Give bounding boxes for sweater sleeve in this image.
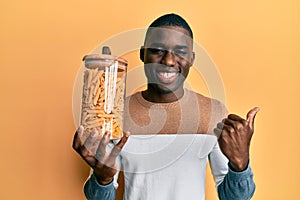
[84,173,116,200]
[209,143,256,200]
[217,163,256,200]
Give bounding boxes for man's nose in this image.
[162,51,176,66]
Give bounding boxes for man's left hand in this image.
[214,107,260,171]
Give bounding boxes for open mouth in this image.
[157,71,178,84]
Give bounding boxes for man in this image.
[73,13,258,200]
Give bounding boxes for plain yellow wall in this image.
[1,0,299,199]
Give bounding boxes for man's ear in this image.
[190,51,195,66]
[140,46,145,62]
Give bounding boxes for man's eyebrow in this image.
[175,45,188,49]
[148,42,165,47]
[147,43,188,49]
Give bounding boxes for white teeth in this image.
[159,72,176,78]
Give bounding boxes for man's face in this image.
[141,26,195,94]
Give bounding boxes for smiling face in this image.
[141,26,195,96]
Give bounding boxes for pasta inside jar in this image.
[81,53,127,140]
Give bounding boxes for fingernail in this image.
[91,130,99,137]
[79,125,84,129]
[78,126,84,135]
[104,132,110,139]
[124,131,130,137]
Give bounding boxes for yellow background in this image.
[1,0,299,199]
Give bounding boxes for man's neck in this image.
[141,86,184,103]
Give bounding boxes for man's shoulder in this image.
[186,89,226,109]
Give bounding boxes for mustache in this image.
[144,63,182,73]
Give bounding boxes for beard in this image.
[146,74,186,94]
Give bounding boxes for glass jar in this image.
[80,51,127,140]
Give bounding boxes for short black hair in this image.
[145,13,193,40]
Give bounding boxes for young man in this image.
[73,13,258,200]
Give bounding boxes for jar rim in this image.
[82,54,128,66]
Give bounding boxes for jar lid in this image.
[83,54,128,71]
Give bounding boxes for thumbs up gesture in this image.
[214,107,260,171]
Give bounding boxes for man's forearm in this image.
[84,173,116,200]
[217,163,256,200]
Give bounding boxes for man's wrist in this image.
[97,178,113,185]
[226,161,253,182]
[93,173,114,185]
[229,160,249,172]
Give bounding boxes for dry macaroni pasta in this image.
[81,62,125,140]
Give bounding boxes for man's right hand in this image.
[72,126,130,185]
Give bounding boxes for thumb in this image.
[246,107,260,128]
